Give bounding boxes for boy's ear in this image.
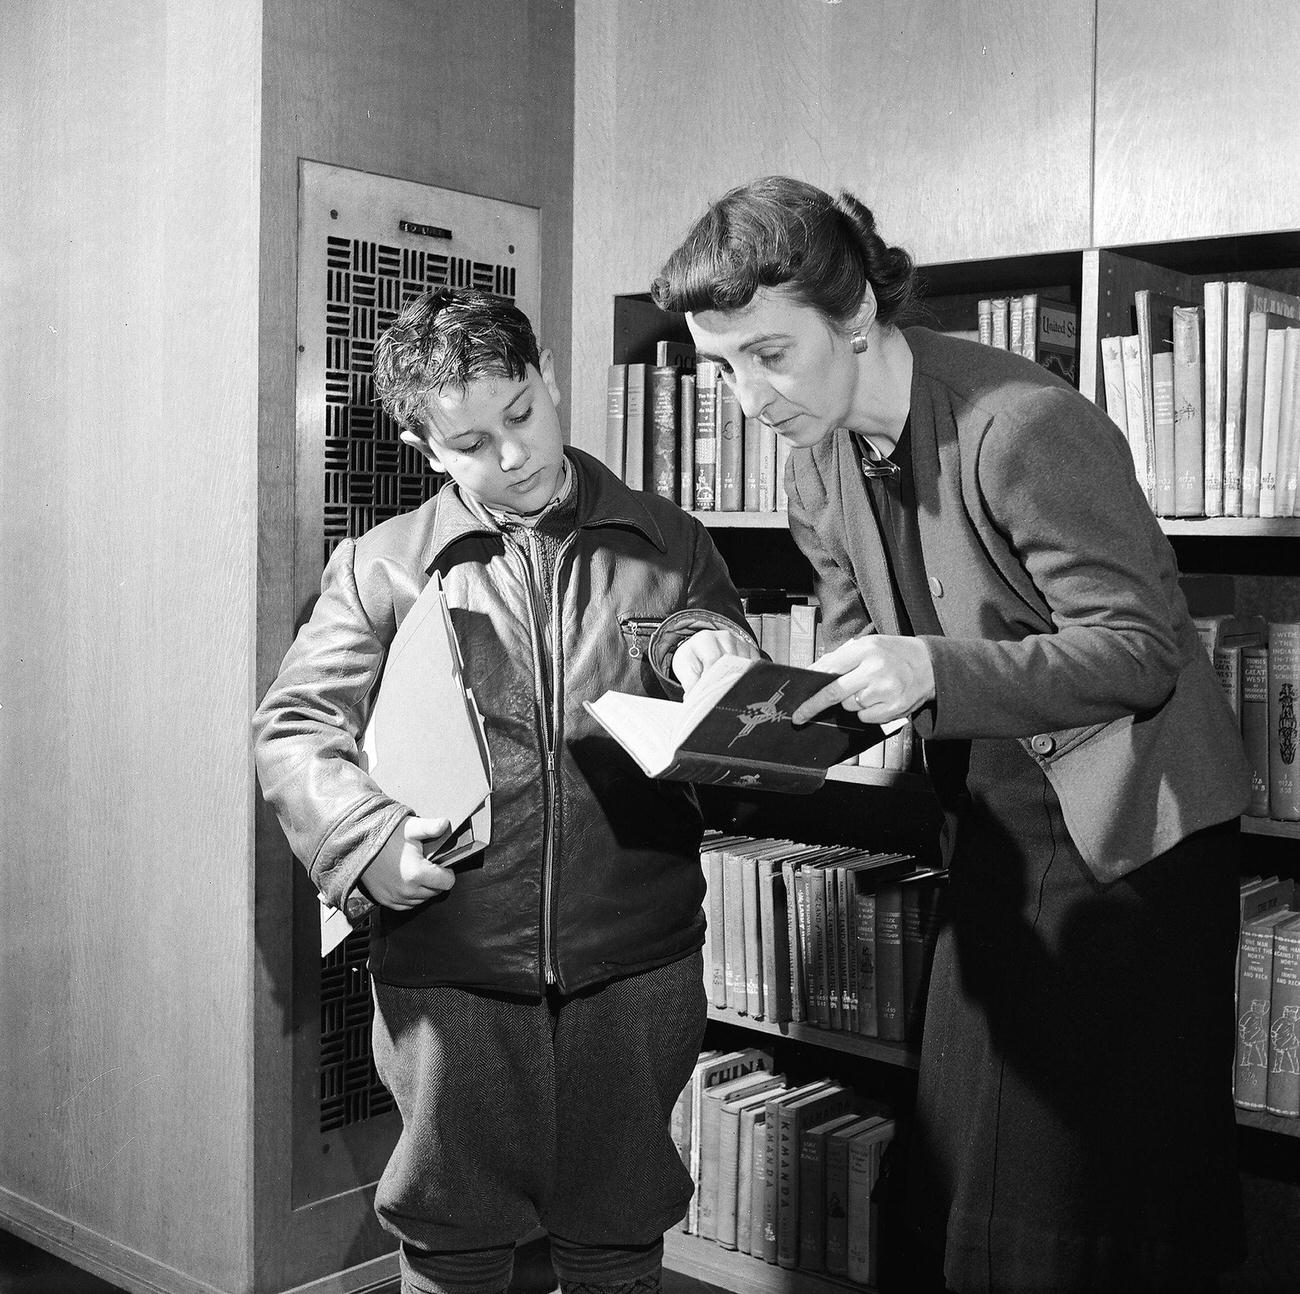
[400,425,446,473]
[538,349,562,409]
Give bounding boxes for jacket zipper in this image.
[510,529,579,991]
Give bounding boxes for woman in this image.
[652,176,1250,1293]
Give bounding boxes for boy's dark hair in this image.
[651,175,919,329]
[373,287,541,433]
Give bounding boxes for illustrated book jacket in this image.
[584,653,892,793]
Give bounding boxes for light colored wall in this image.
[1094,0,1300,246]
[0,3,262,1292]
[570,0,1096,456]
[254,2,575,1287]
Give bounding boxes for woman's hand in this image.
[672,627,762,691]
[791,635,935,725]
[359,815,457,910]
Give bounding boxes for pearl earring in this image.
[851,332,869,354]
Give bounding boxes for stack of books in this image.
[672,1045,897,1285]
[1099,279,1300,518]
[1198,615,1300,822]
[699,833,946,1045]
[976,293,1080,387]
[1235,875,1300,1119]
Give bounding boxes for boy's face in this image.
[402,351,566,515]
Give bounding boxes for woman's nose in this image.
[725,368,771,420]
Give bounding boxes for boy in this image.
[253,287,757,1294]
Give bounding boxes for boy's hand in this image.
[672,627,762,691]
[359,815,457,910]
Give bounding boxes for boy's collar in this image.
[473,456,574,529]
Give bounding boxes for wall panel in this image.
[1095,0,1300,247]
[571,0,1094,456]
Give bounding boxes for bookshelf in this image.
[611,229,1300,1291]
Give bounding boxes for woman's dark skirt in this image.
[907,738,1245,1294]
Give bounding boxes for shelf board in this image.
[1159,518,1300,537]
[1241,817,1300,840]
[824,765,932,793]
[664,1229,875,1294]
[1236,1108,1300,1137]
[706,1006,920,1071]
[692,510,790,528]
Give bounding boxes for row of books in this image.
[744,597,914,772]
[1099,278,1300,518]
[1236,876,1300,1118]
[1199,615,1300,821]
[975,293,1080,387]
[701,833,945,1043]
[673,1045,896,1285]
[605,342,789,512]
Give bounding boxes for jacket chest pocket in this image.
[618,616,664,661]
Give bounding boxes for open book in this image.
[322,572,492,954]
[584,654,897,793]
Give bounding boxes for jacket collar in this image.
[421,447,668,570]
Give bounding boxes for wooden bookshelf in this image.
[1241,818,1300,841]
[664,1230,876,1294]
[1236,1109,1300,1138]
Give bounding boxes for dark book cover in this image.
[586,655,887,793]
[648,363,679,502]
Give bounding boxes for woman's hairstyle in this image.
[651,176,918,329]
[373,287,541,433]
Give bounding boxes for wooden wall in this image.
[0,3,263,1292]
[570,0,1096,455]
[1094,0,1300,247]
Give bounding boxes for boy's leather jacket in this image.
[253,449,751,994]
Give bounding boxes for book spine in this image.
[1151,350,1176,515]
[623,362,647,490]
[735,1112,755,1253]
[977,298,993,347]
[1259,330,1287,517]
[717,383,744,511]
[693,360,719,510]
[835,865,854,1033]
[1279,330,1300,516]
[853,885,879,1036]
[741,854,764,1019]
[696,1092,724,1240]
[723,852,748,1013]
[1204,281,1227,515]
[990,298,1009,349]
[810,866,831,1028]
[1171,306,1204,516]
[1268,622,1300,821]
[1242,645,1271,817]
[1241,311,1270,516]
[824,1134,852,1276]
[758,422,778,511]
[784,860,807,1023]
[662,751,829,793]
[1119,334,1151,501]
[1020,293,1039,360]
[1133,290,1159,508]
[742,414,763,511]
[1223,281,1249,515]
[648,364,679,502]
[798,1129,828,1272]
[1213,644,1243,724]
[678,373,696,510]
[1265,921,1300,1118]
[846,1134,886,1286]
[744,1112,767,1255]
[875,885,906,1041]
[706,849,728,1008]
[1008,295,1024,357]
[759,865,793,1023]
[604,363,627,478]
[1100,335,1128,435]
[715,1106,744,1249]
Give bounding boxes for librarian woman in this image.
[652,174,1251,1294]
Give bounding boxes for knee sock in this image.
[548,1235,663,1294]
[399,1242,514,1294]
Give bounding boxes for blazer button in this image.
[1030,734,1055,756]
[928,576,944,598]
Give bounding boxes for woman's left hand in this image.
[791,635,935,725]
[673,627,762,691]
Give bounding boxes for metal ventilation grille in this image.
[297,163,539,1137]
[319,923,394,1132]
[321,235,521,565]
